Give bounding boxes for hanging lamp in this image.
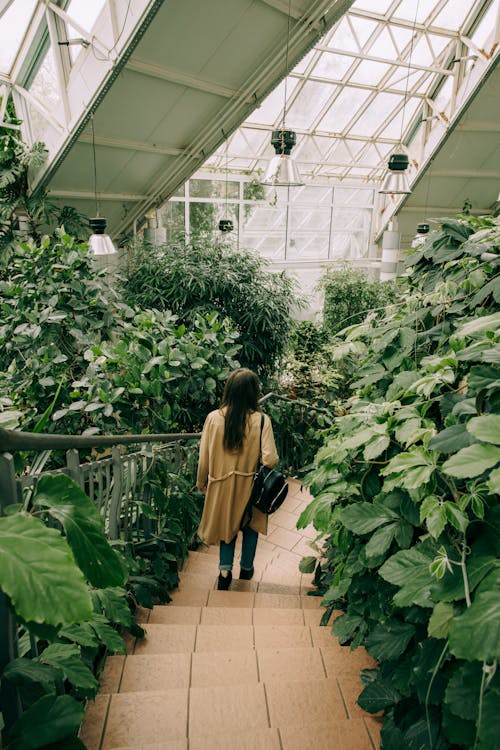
[379,3,420,196]
[88,115,117,256]
[262,0,303,187]
[219,134,234,232]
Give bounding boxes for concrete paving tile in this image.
[266,527,303,551]
[302,607,327,625]
[101,690,188,749]
[98,655,125,694]
[195,624,254,652]
[168,588,209,606]
[279,718,373,750]
[109,742,187,750]
[189,727,280,750]
[254,592,301,609]
[257,647,326,682]
[337,676,370,718]
[178,571,217,589]
[207,590,255,608]
[254,625,312,649]
[191,650,258,687]
[252,607,304,626]
[291,537,318,558]
[301,595,323,609]
[310,625,337,648]
[265,677,347,726]
[257,581,301,596]
[149,605,201,625]
[133,624,196,654]
[120,653,191,691]
[200,606,252,625]
[78,694,110,750]
[272,508,300,531]
[189,683,268,737]
[321,645,377,677]
[230,578,259,592]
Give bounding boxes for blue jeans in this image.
[219,525,258,572]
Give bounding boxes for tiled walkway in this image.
[80,479,381,750]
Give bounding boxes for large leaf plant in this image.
[300,215,500,750]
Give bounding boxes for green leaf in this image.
[444,501,469,532]
[299,556,317,574]
[488,466,500,494]
[432,554,496,602]
[341,502,399,534]
[89,614,126,653]
[428,424,476,453]
[363,434,390,460]
[58,622,100,649]
[381,447,437,490]
[449,591,500,661]
[90,587,132,627]
[365,523,397,559]
[38,644,98,692]
[5,695,84,749]
[477,690,500,750]
[332,613,363,644]
[428,602,454,639]
[454,312,500,338]
[444,661,482,721]
[442,443,500,478]
[34,475,126,588]
[379,548,434,607]
[365,620,415,660]
[3,659,59,695]
[0,515,92,627]
[467,414,500,445]
[357,677,401,713]
[420,495,447,538]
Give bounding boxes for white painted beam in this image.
[78,132,200,158]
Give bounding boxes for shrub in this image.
[300,216,500,749]
[120,235,298,377]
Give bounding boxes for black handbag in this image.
[246,415,288,517]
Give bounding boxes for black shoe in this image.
[239,566,254,580]
[217,571,232,590]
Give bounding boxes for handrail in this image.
[0,428,201,452]
[259,392,334,417]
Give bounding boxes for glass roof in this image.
[204,0,497,184]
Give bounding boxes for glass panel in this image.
[246,78,298,125]
[349,60,391,85]
[332,208,372,231]
[286,80,337,129]
[190,178,238,199]
[66,0,107,63]
[349,16,378,48]
[291,207,330,232]
[293,48,315,75]
[0,0,37,73]
[243,178,266,201]
[161,201,185,239]
[313,51,354,80]
[331,232,369,259]
[393,0,437,23]
[433,0,473,30]
[471,1,497,48]
[319,87,371,132]
[242,234,285,260]
[352,0,394,13]
[433,75,454,112]
[172,184,185,197]
[329,17,358,52]
[350,92,402,136]
[288,234,329,259]
[27,45,61,139]
[368,28,400,59]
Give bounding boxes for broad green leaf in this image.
[332,613,363,644]
[299,556,316,574]
[444,502,469,532]
[467,414,500,445]
[90,614,126,653]
[90,587,133,627]
[58,622,100,649]
[428,602,454,639]
[444,661,481,721]
[363,434,390,460]
[477,690,500,750]
[488,466,500,494]
[428,424,476,453]
[341,502,399,534]
[394,520,413,549]
[5,694,84,749]
[420,495,447,538]
[454,312,500,338]
[381,447,437,490]
[442,707,476,749]
[0,515,92,626]
[357,678,401,713]
[3,658,59,695]
[432,554,496,602]
[365,620,415,660]
[442,443,500,478]
[365,522,397,559]
[449,591,500,661]
[34,475,126,588]
[38,644,98,691]
[379,548,434,607]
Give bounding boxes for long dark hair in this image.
[221,368,260,451]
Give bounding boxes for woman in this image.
[196,368,279,590]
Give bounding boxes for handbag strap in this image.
[255,413,264,473]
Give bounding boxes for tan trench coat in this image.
[196,408,279,545]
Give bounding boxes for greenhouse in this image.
[0,0,499,748]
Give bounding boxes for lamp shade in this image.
[89,217,117,256]
[379,153,411,195]
[262,129,304,186]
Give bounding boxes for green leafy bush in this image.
[300,216,500,749]
[0,231,240,435]
[120,236,298,376]
[321,264,398,337]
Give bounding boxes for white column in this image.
[380,219,400,282]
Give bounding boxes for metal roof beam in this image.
[314,44,455,75]
[78,133,200,158]
[126,57,254,102]
[48,189,149,201]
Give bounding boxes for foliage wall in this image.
[300,216,500,750]
[120,236,297,378]
[0,232,240,436]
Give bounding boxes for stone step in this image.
[146,603,324,626]
[168,586,323,608]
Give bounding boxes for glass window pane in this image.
[27,46,61,140]
[350,92,402,137]
[471,1,497,48]
[432,0,473,29]
[0,0,37,73]
[286,80,337,129]
[66,0,107,63]
[319,87,371,132]
[313,51,354,80]
[190,178,238,199]
[161,201,185,239]
[189,202,217,234]
[352,0,394,13]
[349,60,391,85]
[393,0,437,23]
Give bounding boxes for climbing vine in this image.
[300,216,500,749]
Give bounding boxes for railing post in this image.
[0,453,23,733]
[108,446,123,541]
[66,448,84,488]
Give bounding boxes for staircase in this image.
[79,480,381,750]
